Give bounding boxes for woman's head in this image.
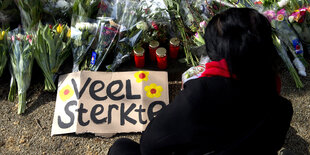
[204,8,278,86]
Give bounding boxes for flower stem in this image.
[18,92,26,114]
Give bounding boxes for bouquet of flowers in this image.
[14,0,43,30]
[71,16,99,72]
[0,29,9,77]
[86,18,118,71]
[272,33,304,88]
[164,0,200,66]
[106,0,145,71]
[264,8,307,77]
[138,0,171,45]
[34,23,71,92]
[8,29,34,114]
[288,7,310,55]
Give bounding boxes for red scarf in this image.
[199,59,281,94]
[199,59,236,78]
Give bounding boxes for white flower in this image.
[75,22,98,32]
[56,0,70,8]
[136,21,148,31]
[288,16,295,23]
[278,0,289,8]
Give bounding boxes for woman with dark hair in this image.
[108,8,293,155]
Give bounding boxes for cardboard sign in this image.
[51,71,169,136]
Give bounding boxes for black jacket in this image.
[140,76,293,155]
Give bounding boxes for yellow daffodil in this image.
[56,24,64,34]
[144,83,163,98]
[67,28,71,38]
[59,85,74,102]
[0,31,5,41]
[134,71,149,83]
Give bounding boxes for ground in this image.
[0,60,310,155]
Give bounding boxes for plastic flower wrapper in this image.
[41,0,73,24]
[87,18,118,71]
[164,0,200,66]
[14,0,43,30]
[272,33,304,88]
[268,9,308,76]
[0,29,9,77]
[8,29,34,114]
[106,0,144,71]
[137,0,171,44]
[71,15,99,72]
[288,8,310,55]
[181,55,210,86]
[34,23,71,92]
[72,0,100,19]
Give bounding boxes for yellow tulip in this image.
[0,31,5,40]
[56,24,63,34]
[67,28,71,38]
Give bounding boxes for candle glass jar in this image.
[169,37,180,59]
[149,40,159,62]
[156,47,167,69]
[134,47,145,68]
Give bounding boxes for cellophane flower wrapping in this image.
[41,0,73,25]
[138,0,171,44]
[34,23,71,92]
[14,0,43,30]
[87,18,118,71]
[0,29,9,77]
[8,28,34,114]
[270,9,307,76]
[72,0,100,19]
[71,15,99,72]
[106,0,144,71]
[289,8,310,55]
[272,33,304,88]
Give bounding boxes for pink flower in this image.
[11,36,15,41]
[277,9,286,16]
[264,10,276,22]
[29,38,33,44]
[199,21,207,28]
[276,9,286,21]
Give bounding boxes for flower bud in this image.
[57,24,63,34]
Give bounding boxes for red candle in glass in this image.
[169,37,180,59]
[134,47,145,68]
[156,47,167,69]
[149,40,159,62]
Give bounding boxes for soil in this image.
[0,60,310,155]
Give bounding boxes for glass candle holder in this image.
[169,37,180,59]
[156,47,167,69]
[149,40,159,62]
[134,47,145,68]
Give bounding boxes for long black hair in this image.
[204,8,279,91]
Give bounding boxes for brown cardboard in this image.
[51,71,169,136]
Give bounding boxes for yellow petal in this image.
[59,85,74,102]
[144,85,151,91]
